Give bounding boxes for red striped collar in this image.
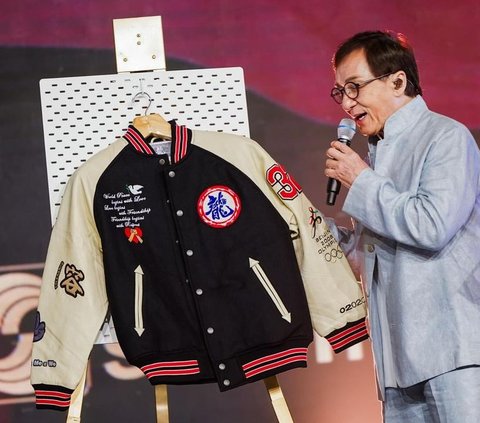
[122,120,192,164]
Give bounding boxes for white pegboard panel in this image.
[40,67,250,225]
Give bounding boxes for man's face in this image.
[334,49,399,137]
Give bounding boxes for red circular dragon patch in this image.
[197,185,241,228]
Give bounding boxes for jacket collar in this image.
[383,95,428,140]
[368,96,428,145]
[122,120,193,163]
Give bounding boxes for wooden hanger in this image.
[133,114,172,140]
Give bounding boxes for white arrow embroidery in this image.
[134,265,145,336]
[249,258,291,323]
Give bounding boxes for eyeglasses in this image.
[330,72,393,104]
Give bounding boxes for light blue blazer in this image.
[336,96,480,397]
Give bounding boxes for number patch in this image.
[266,164,302,200]
[339,297,365,314]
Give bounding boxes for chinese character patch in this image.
[59,263,85,298]
[197,185,241,228]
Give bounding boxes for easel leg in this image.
[66,366,88,423]
[264,376,294,423]
[155,384,169,423]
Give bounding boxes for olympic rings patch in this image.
[197,185,241,228]
[324,248,344,263]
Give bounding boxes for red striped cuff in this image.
[325,318,369,353]
[33,385,73,411]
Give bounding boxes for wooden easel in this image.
[67,369,293,423]
[62,15,294,423]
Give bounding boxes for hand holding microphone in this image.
[326,118,356,205]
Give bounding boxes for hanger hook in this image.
[132,78,153,116]
[143,93,152,116]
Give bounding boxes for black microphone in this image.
[326,118,356,206]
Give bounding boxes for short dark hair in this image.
[332,30,422,97]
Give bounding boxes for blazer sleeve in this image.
[344,124,479,251]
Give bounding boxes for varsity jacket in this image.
[31,121,368,411]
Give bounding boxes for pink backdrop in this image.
[1,0,479,128]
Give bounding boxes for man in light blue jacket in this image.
[325,30,480,422]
